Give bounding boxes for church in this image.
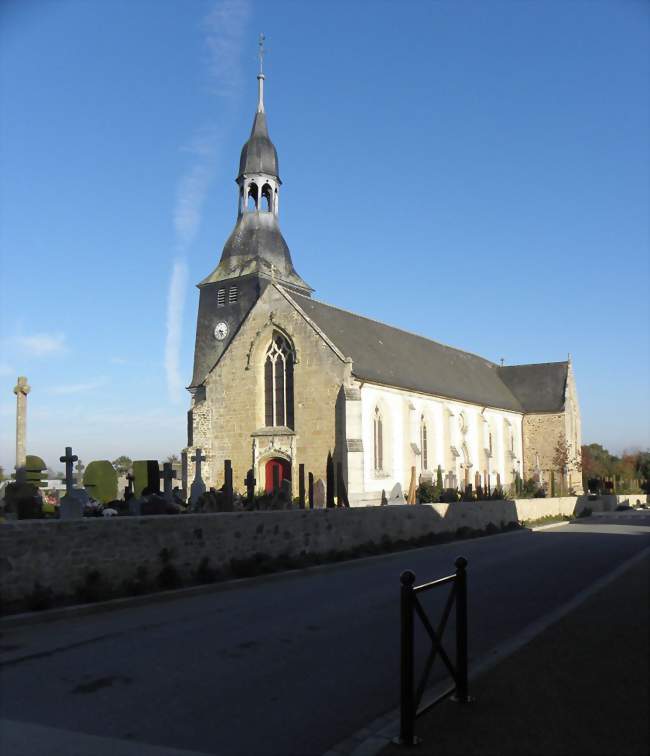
[184,67,582,504]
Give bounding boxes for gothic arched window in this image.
[420,415,428,471]
[373,406,383,472]
[264,333,294,428]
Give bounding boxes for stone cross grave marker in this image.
[60,446,78,496]
[59,446,84,519]
[160,462,177,502]
[126,470,135,497]
[244,469,256,504]
[190,448,207,508]
[314,478,326,509]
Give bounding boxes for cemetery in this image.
[1,435,646,614]
[1,379,647,616]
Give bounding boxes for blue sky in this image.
[0,0,648,471]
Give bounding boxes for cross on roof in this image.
[258,32,265,74]
[59,446,78,494]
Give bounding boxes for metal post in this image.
[298,464,305,509]
[453,556,470,703]
[398,570,417,745]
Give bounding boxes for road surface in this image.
[1,512,649,756]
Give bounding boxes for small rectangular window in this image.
[217,289,225,307]
[229,286,238,304]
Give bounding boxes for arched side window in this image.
[373,406,383,472]
[420,415,428,471]
[264,333,294,428]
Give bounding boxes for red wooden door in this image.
[264,458,291,493]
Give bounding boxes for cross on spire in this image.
[258,32,265,74]
[257,33,266,113]
[60,446,78,495]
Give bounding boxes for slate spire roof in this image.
[199,67,312,295]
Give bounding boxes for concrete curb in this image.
[0,518,577,629]
[323,544,650,756]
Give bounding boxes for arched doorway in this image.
[264,458,291,493]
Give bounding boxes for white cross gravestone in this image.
[190,448,207,508]
[314,478,326,509]
[59,446,84,520]
[160,462,177,503]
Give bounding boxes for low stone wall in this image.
[0,494,645,608]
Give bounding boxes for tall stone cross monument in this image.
[13,376,31,470]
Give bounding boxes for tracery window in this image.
[373,406,383,472]
[264,333,294,428]
[420,415,428,471]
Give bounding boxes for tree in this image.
[112,455,133,475]
[166,454,181,465]
[553,434,581,495]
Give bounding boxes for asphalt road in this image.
[1,514,649,756]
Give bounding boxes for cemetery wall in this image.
[1,494,641,608]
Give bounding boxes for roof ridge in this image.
[290,291,501,367]
[499,361,569,369]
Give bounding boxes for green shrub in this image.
[83,460,118,503]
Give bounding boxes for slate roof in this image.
[288,291,568,414]
[238,111,279,180]
[498,363,568,412]
[199,212,312,293]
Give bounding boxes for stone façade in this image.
[187,284,350,492]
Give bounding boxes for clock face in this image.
[213,321,229,341]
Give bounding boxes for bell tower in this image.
[189,37,312,392]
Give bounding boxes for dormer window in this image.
[217,289,225,307]
[229,286,238,304]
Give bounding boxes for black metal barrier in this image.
[396,557,471,746]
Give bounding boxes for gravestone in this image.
[388,482,404,505]
[132,460,160,497]
[244,469,256,505]
[279,479,292,509]
[59,446,84,520]
[160,463,177,503]
[314,478,326,509]
[190,449,207,508]
[326,453,335,508]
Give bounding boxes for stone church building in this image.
[185,70,582,503]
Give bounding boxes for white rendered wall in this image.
[359,382,523,499]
